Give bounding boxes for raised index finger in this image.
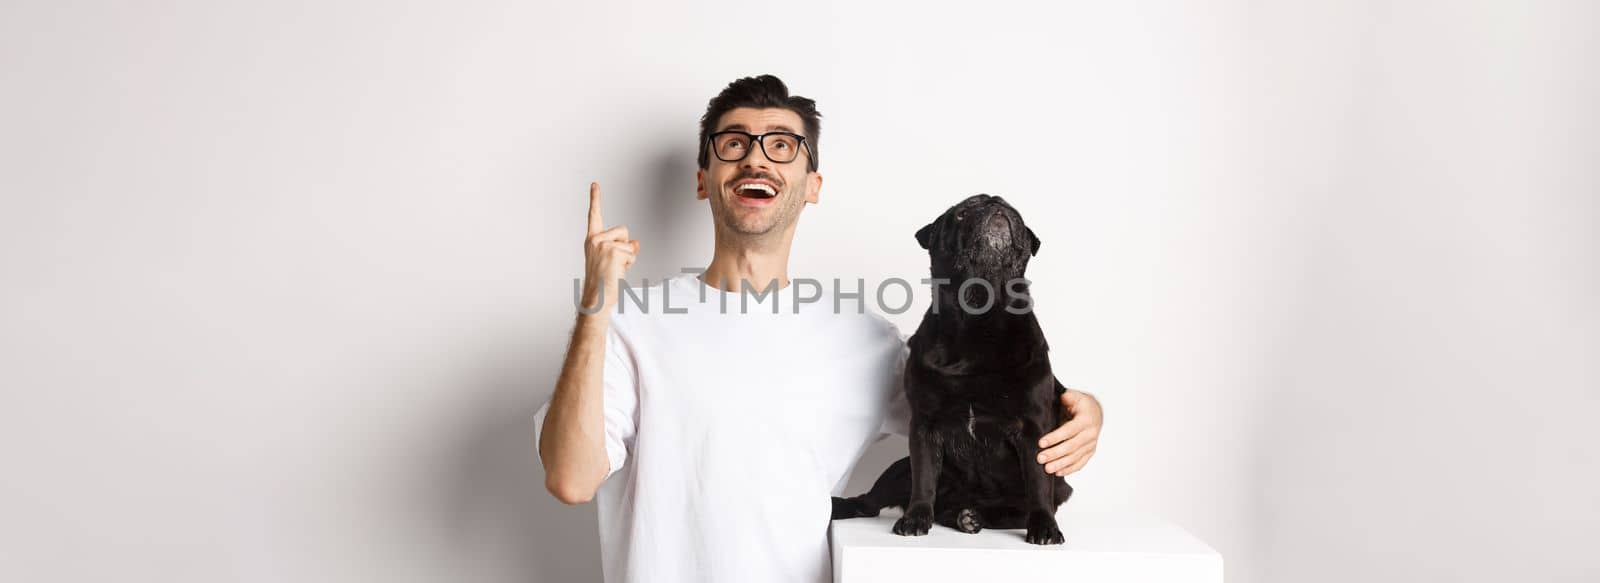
[587,182,604,235]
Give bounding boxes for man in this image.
[535,75,1104,583]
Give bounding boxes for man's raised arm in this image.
[539,182,639,504]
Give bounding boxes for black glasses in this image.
[706,130,815,170]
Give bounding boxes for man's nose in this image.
[740,146,775,170]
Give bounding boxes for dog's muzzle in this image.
[980,212,1012,249]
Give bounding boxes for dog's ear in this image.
[915,220,938,250]
[1026,227,1041,256]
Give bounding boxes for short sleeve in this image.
[877,331,912,438]
[534,323,640,480]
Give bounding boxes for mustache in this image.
[726,170,783,190]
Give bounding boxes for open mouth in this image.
[733,181,778,199]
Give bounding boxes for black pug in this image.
[832,194,1072,545]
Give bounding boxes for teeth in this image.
[738,183,776,196]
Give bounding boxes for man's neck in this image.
[701,231,795,293]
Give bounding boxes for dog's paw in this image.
[892,505,933,536]
[955,508,982,534]
[1024,512,1065,545]
[830,497,880,520]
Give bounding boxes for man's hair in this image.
[698,75,821,172]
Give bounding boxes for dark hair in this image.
[698,75,822,172]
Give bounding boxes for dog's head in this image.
[915,194,1040,280]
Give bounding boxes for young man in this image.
[536,75,1104,582]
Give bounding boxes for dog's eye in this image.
[955,212,964,221]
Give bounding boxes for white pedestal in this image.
[830,508,1222,583]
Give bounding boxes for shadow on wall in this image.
[631,142,704,282]
[424,143,700,581]
[431,346,604,582]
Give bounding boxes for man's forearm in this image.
[540,312,613,504]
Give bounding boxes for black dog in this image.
[832,194,1072,545]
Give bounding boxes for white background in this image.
[2,1,1596,581]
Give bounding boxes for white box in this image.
[830,509,1223,583]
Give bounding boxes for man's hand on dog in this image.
[1037,389,1102,476]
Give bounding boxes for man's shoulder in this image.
[825,309,909,352]
[863,310,907,340]
[602,274,695,324]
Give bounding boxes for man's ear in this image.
[804,172,822,204]
[915,220,937,249]
[696,169,708,200]
[1026,227,1041,256]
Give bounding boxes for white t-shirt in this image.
[534,273,911,583]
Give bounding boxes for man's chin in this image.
[718,193,790,235]
[730,222,777,236]
[722,214,780,236]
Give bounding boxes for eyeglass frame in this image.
[704,130,817,172]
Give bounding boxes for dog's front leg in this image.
[1011,423,1065,545]
[892,417,943,536]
